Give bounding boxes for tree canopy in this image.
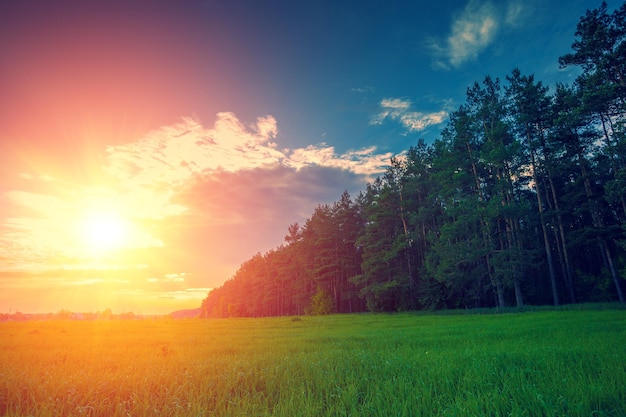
[201,1,626,318]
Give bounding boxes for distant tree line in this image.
[201,1,626,317]
[0,308,132,321]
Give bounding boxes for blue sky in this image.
[0,0,615,314]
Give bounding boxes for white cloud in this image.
[105,114,284,188]
[371,98,448,133]
[448,1,498,67]
[350,86,374,93]
[399,110,449,132]
[164,272,186,283]
[380,98,411,110]
[161,288,212,300]
[428,0,531,69]
[106,112,391,190]
[287,144,392,177]
[505,0,530,27]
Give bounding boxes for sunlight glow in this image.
[78,211,130,253]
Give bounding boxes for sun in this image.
[78,210,130,253]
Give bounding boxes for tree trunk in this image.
[528,135,560,305]
[579,150,624,303]
[601,238,625,303]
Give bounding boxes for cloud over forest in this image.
[371,98,448,133]
[428,0,533,69]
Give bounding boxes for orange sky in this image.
[0,2,396,314]
[0,0,601,314]
[0,109,393,314]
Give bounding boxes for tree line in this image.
[201,1,626,317]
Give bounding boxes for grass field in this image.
[1,308,625,416]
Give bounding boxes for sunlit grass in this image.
[1,309,625,416]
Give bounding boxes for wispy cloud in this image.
[350,86,374,94]
[105,114,282,190]
[428,0,532,69]
[371,98,448,133]
[105,112,389,188]
[287,144,392,176]
[505,0,530,27]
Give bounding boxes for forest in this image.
[201,2,626,317]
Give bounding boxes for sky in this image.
[0,0,614,315]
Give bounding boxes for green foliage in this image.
[310,287,336,315]
[1,310,625,416]
[202,1,626,317]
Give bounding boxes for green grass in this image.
[1,309,625,416]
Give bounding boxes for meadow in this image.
[1,308,625,416]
